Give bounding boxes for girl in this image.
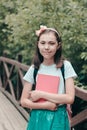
[21,25,77,130]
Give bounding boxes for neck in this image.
[43,59,54,66]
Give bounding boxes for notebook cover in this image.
[36,74,60,102]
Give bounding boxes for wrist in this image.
[31,102,46,109]
[39,91,46,99]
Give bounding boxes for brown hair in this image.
[33,29,63,69]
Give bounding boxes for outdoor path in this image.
[0,91,27,130]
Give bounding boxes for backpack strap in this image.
[60,63,65,84]
[32,68,38,90]
[33,68,38,84]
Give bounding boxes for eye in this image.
[39,41,45,44]
[49,41,56,45]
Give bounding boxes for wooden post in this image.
[17,54,23,100]
[2,52,8,88]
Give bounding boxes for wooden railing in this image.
[0,56,87,128]
[0,56,29,120]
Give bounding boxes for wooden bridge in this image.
[0,56,87,130]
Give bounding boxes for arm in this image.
[20,81,57,110]
[30,77,75,104]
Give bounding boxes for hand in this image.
[44,101,58,111]
[29,90,43,102]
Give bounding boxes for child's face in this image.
[38,32,60,61]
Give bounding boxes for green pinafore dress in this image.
[26,105,70,130]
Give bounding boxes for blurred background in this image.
[0,0,87,129]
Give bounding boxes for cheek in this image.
[53,46,59,54]
[38,46,43,51]
[53,45,59,51]
[38,44,41,50]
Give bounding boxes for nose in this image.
[44,43,49,49]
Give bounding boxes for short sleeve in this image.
[23,65,34,84]
[64,60,77,79]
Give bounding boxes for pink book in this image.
[36,74,60,102]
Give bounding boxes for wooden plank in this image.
[75,86,87,101]
[18,69,24,87]
[3,62,16,99]
[0,77,2,87]
[71,109,87,127]
[0,91,28,130]
[3,62,10,78]
[0,87,29,121]
[0,57,29,71]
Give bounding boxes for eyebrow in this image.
[39,40,57,42]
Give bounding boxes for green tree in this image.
[0,0,87,129]
[0,0,87,86]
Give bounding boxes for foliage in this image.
[0,1,87,129]
[0,0,87,85]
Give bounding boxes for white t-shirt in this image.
[23,60,77,94]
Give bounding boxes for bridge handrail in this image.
[0,56,29,70]
[0,56,29,99]
[0,56,87,127]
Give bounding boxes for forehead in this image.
[39,32,56,41]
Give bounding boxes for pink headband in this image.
[36,25,59,37]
